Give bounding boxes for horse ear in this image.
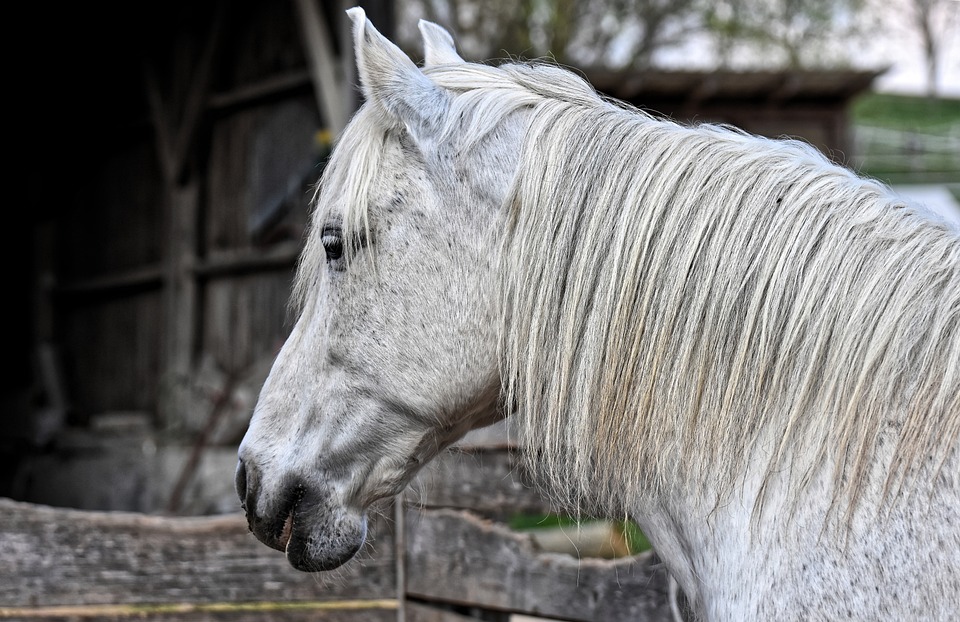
[418,19,464,66]
[346,7,448,141]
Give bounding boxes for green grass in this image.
[508,512,584,531]
[508,513,653,555]
[849,92,960,184]
[620,520,653,553]
[850,92,960,133]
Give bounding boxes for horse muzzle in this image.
[235,457,367,572]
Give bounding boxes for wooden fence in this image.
[0,426,676,622]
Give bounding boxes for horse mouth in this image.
[241,482,303,555]
[279,511,295,551]
[284,507,368,573]
[244,481,368,572]
[270,485,304,553]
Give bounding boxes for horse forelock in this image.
[292,105,389,314]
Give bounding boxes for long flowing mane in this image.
[300,58,960,521]
[487,63,959,520]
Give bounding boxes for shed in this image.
[587,68,883,161]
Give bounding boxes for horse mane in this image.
[434,61,960,521]
[492,63,960,521]
[298,58,960,521]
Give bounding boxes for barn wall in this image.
[198,93,324,387]
[56,139,166,421]
[205,96,319,254]
[61,292,163,418]
[60,139,165,280]
[57,3,319,428]
[11,0,330,509]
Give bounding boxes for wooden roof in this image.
[585,68,885,111]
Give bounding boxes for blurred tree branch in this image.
[902,0,959,97]
[396,0,954,84]
[703,0,871,68]
[399,0,703,68]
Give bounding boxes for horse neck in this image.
[629,420,960,620]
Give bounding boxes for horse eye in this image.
[321,227,344,263]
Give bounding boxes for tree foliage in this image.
[703,0,871,68]
[396,0,951,83]
[398,0,701,68]
[878,0,960,96]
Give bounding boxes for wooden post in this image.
[159,184,199,432]
[395,492,406,622]
[294,0,396,141]
[294,0,350,139]
[146,2,224,432]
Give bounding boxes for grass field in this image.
[851,92,960,133]
[849,92,960,187]
[509,512,653,555]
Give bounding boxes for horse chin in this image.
[284,507,368,572]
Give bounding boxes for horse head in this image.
[236,9,517,571]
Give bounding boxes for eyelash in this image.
[321,227,343,263]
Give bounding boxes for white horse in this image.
[237,8,960,620]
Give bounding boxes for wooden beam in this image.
[161,181,200,427]
[53,241,301,300]
[55,265,164,298]
[145,1,226,185]
[294,0,349,138]
[409,448,553,520]
[207,70,313,111]
[170,1,225,179]
[144,3,228,431]
[404,508,672,622]
[194,241,301,279]
[144,66,178,184]
[0,498,397,609]
[0,600,398,621]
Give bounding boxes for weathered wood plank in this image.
[195,242,299,279]
[454,420,518,450]
[201,273,293,378]
[293,0,348,136]
[408,448,553,519]
[0,499,395,608]
[0,600,397,621]
[404,509,672,622]
[405,601,495,622]
[160,182,200,431]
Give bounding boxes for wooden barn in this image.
[2,1,881,620]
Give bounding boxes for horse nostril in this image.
[235,459,248,509]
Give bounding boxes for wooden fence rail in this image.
[0,498,397,622]
[1,434,676,622]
